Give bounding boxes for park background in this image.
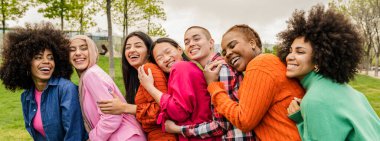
[0,0,379,140]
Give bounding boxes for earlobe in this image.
[210,39,215,50]
[178,47,183,54]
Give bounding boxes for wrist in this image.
[180,126,187,137]
[125,103,137,115]
[123,103,129,114]
[174,125,181,133]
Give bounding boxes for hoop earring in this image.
[314,65,320,73]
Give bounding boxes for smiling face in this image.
[125,36,149,69]
[286,37,315,80]
[31,49,55,84]
[153,42,184,73]
[184,28,213,63]
[221,31,256,72]
[69,39,89,74]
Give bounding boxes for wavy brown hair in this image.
[0,22,73,91]
[277,4,363,83]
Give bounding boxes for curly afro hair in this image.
[277,4,363,84]
[0,22,73,91]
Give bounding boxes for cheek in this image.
[157,62,166,70]
[139,48,148,57]
[69,53,74,59]
[124,50,130,58]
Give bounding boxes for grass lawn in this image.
[0,56,379,140]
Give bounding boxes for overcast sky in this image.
[10,0,329,45]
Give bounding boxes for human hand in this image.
[203,60,223,85]
[97,91,126,115]
[165,120,181,134]
[287,97,302,115]
[138,65,155,90]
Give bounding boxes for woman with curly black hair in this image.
[278,4,380,140]
[0,23,87,140]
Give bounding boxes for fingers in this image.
[138,66,142,76]
[287,99,300,115]
[111,93,119,99]
[205,63,218,71]
[290,100,299,110]
[147,68,152,77]
[214,63,223,72]
[100,109,112,114]
[98,103,112,109]
[97,100,112,105]
[294,97,302,104]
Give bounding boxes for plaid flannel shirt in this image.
[181,53,256,141]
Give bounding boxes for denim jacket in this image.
[21,77,87,141]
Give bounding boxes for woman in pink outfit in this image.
[138,28,219,141]
[69,35,146,141]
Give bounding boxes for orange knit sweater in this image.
[207,54,304,141]
[135,63,177,141]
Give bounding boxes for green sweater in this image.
[289,71,380,141]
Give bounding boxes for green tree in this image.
[68,0,98,33]
[106,0,115,79]
[332,0,380,76]
[113,0,144,38]
[37,0,79,30]
[142,0,167,37]
[0,0,31,34]
[147,23,167,37]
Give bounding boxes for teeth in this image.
[287,64,298,69]
[129,55,139,59]
[74,58,85,62]
[40,67,50,71]
[230,57,239,65]
[190,48,199,54]
[167,62,174,68]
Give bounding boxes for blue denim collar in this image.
[24,77,61,101]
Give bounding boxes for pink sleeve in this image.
[158,62,197,124]
[83,71,123,141]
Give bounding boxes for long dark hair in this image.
[122,31,153,104]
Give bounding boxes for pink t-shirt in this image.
[33,89,46,137]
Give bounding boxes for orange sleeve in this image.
[207,61,277,132]
[135,63,167,130]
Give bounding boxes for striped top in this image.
[207,54,304,141]
[135,63,177,140]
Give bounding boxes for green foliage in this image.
[0,0,31,33]
[147,23,167,37]
[37,0,81,30]
[142,0,167,37]
[67,0,98,33]
[112,0,145,37]
[331,0,380,72]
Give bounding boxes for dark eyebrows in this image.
[294,46,305,50]
[227,40,237,48]
[135,42,143,45]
